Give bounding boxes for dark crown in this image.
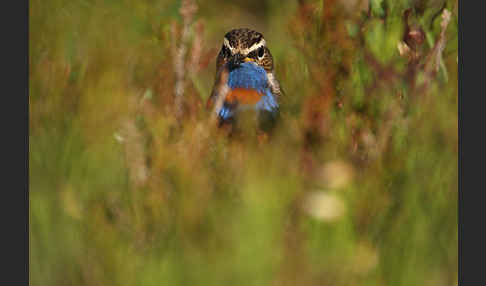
[224,28,264,49]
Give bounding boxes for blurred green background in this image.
[29,0,458,285]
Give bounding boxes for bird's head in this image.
[216,28,274,73]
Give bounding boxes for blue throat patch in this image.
[218,62,279,121]
[227,62,268,93]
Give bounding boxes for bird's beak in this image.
[228,54,246,70]
[243,57,255,62]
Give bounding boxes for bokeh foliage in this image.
[30,0,458,285]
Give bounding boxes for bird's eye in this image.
[257,47,265,58]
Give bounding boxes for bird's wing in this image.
[207,65,230,110]
[267,72,285,98]
[207,64,232,123]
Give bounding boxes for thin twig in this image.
[173,0,197,120]
[188,20,204,75]
[424,9,451,75]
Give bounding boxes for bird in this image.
[207,28,283,133]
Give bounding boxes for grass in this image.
[29,0,458,285]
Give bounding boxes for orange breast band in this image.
[226,88,263,105]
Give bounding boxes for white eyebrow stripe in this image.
[241,39,266,55]
[223,38,236,53]
[223,37,266,55]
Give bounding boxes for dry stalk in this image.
[424,9,452,76]
[188,20,204,75]
[173,0,198,120]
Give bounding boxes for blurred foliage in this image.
[30,0,458,285]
